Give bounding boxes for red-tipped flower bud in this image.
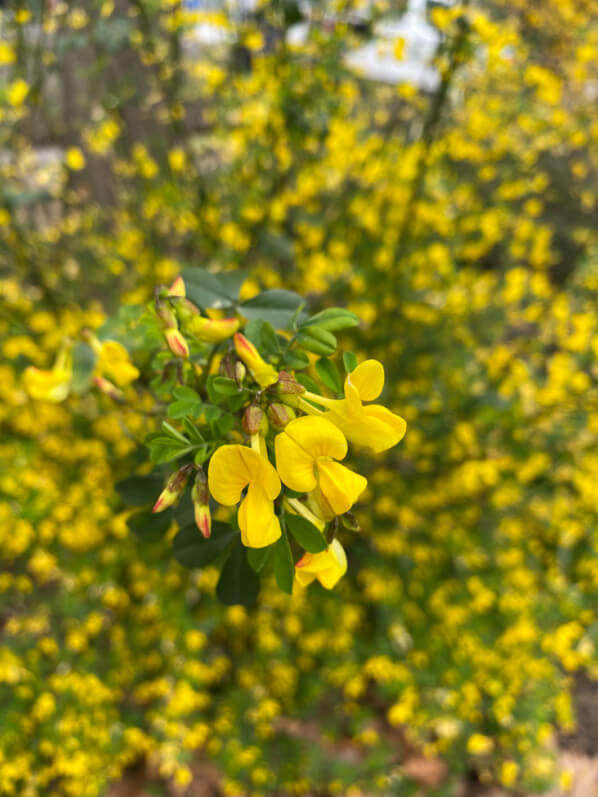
[191,469,211,538]
[152,464,194,513]
[92,375,124,401]
[267,402,296,429]
[169,276,186,298]
[164,328,189,359]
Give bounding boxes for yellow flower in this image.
[275,416,367,516]
[65,147,86,171]
[234,333,278,388]
[23,347,72,402]
[303,360,406,453]
[295,539,347,589]
[7,78,29,108]
[208,445,281,548]
[93,339,139,387]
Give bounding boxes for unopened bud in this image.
[155,298,178,330]
[92,375,124,401]
[233,332,278,388]
[164,328,189,359]
[188,315,240,344]
[277,371,306,395]
[235,361,246,385]
[168,276,186,298]
[242,405,267,436]
[191,469,211,538]
[267,402,296,429]
[152,464,194,513]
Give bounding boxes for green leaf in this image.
[315,357,342,394]
[167,386,203,419]
[173,522,237,568]
[240,290,304,330]
[216,539,260,607]
[182,417,205,444]
[161,422,190,444]
[281,349,310,370]
[247,545,272,573]
[285,514,327,553]
[273,532,294,594]
[296,326,337,356]
[244,318,281,357]
[302,308,359,332]
[182,267,248,309]
[145,431,192,464]
[116,474,165,506]
[343,351,358,373]
[70,342,96,393]
[127,508,174,540]
[296,373,322,394]
[207,375,240,402]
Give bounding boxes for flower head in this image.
[275,416,367,517]
[295,539,347,589]
[23,346,72,402]
[306,360,406,453]
[208,444,281,548]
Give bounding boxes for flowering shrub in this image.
[2,1,598,796]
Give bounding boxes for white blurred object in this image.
[345,0,441,90]
[286,21,310,48]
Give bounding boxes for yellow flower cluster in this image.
[2,0,598,795]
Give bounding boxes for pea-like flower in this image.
[89,337,140,387]
[275,416,367,516]
[23,346,72,402]
[208,444,281,548]
[302,360,406,453]
[295,539,347,590]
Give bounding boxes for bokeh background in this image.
[2,1,598,795]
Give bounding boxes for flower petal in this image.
[363,405,407,452]
[238,485,282,548]
[283,416,348,461]
[208,444,253,505]
[317,540,348,589]
[316,459,367,515]
[275,429,317,492]
[346,359,384,401]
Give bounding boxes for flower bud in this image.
[155,298,178,330]
[233,332,278,388]
[277,371,306,395]
[92,375,124,401]
[235,361,246,385]
[152,464,194,513]
[164,328,189,359]
[168,276,186,298]
[188,315,240,344]
[242,405,267,436]
[267,402,296,429]
[191,469,211,538]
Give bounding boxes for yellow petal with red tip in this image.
[316,459,367,516]
[294,539,347,590]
